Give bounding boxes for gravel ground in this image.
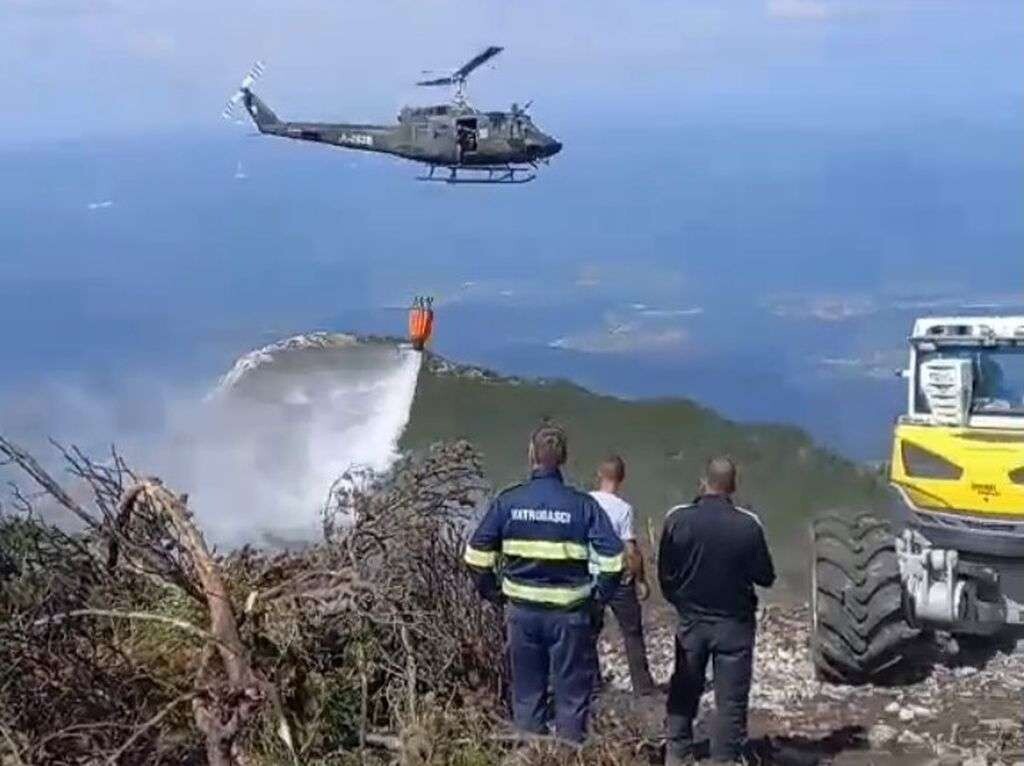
[596,604,1024,765]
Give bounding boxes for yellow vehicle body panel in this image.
[891,423,1024,517]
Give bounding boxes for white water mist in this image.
[182,334,423,544]
[1,334,423,545]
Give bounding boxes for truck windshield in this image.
[917,345,1024,416]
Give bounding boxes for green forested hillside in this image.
[402,359,887,591]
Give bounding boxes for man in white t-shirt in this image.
[590,455,657,696]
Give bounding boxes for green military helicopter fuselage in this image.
[225,47,562,184]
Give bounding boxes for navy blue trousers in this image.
[506,603,598,743]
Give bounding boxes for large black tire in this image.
[810,511,917,684]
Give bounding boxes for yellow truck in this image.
[811,316,1024,683]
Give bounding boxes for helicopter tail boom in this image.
[241,90,280,132]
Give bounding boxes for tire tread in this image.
[810,510,916,685]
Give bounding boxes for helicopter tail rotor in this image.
[222,60,266,121]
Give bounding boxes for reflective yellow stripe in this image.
[502,578,592,606]
[502,539,589,561]
[593,552,624,573]
[464,545,497,569]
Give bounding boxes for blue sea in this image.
[2,109,1021,463]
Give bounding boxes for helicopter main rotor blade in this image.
[415,46,502,87]
[416,76,455,86]
[452,45,503,81]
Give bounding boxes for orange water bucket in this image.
[408,297,434,351]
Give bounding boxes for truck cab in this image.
[894,316,1024,519]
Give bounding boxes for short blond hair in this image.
[597,455,625,483]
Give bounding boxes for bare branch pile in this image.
[0,437,506,765]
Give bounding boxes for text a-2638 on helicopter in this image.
[223,47,562,184]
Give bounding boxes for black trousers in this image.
[666,616,755,763]
[593,583,656,694]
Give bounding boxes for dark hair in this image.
[530,425,568,469]
[704,456,737,494]
[597,455,625,483]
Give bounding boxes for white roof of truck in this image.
[912,316,1024,341]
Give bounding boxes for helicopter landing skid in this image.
[417,165,536,185]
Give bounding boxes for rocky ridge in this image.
[598,605,1024,764]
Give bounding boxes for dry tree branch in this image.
[0,723,25,766]
[30,609,235,653]
[116,480,268,766]
[105,693,196,765]
[119,481,249,682]
[0,436,98,529]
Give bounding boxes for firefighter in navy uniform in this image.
[464,425,624,743]
[658,457,775,765]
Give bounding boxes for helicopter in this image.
[223,47,562,184]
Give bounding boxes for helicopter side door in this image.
[455,117,478,163]
[475,115,492,155]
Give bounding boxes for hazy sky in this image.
[6,0,1022,143]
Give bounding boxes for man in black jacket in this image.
[658,457,775,764]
